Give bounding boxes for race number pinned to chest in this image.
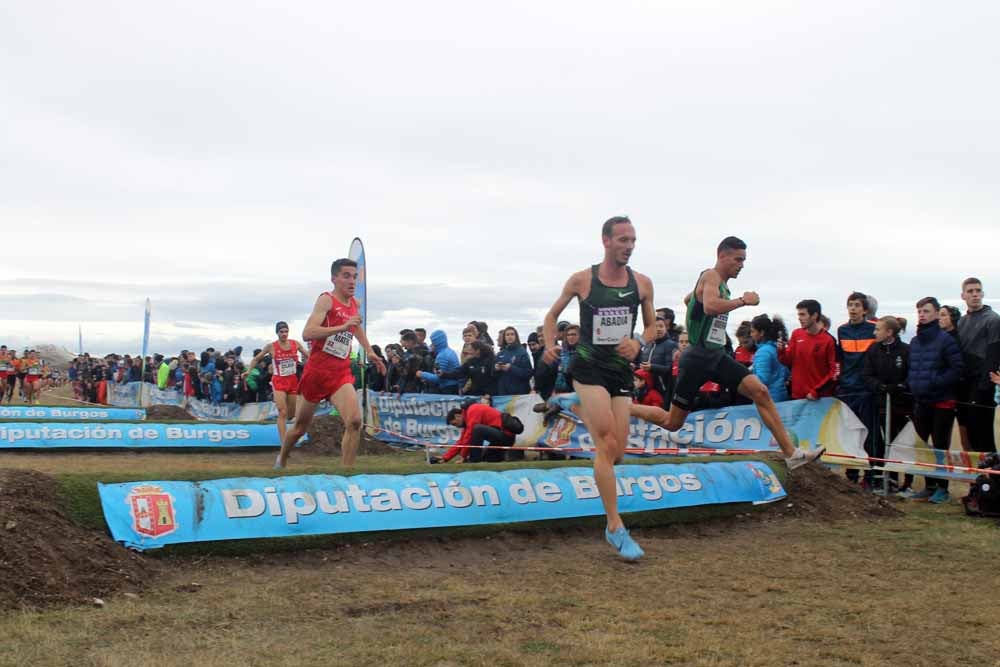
[277,358,297,376]
[593,307,633,345]
[322,330,353,359]
[707,314,729,346]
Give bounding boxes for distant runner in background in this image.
[247,321,310,445]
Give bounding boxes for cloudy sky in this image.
[2,1,998,357]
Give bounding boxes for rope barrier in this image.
[362,420,1000,477]
[796,388,999,411]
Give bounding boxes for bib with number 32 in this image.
[322,330,353,359]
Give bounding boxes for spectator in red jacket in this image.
[632,368,664,407]
[433,402,515,464]
[780,299,838,400]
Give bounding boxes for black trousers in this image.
[957,387,997,453]
[912,402,955,491]
[465,425,515,463]
[874,400,914,487]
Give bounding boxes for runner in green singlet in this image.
[630,236,825,469]
[543,216,655,561]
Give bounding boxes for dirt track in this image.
[0,462,895,609]
[0,469,149,608]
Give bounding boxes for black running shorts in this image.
[672,346,750,410]
[568,355,633,399]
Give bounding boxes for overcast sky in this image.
[2,1,998,356]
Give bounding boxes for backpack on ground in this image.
[961,452,1000,518]
[501,412,524,435]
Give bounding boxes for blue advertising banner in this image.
[367,392,867,464]
[185,397,277,421]
[0,422,281,449]
[99,461,786,550]
[109,382,187,409]
[107,382,338,421]
[0,405,146,421]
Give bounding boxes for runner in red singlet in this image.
[275,258,385,469]
[247,321,310,445]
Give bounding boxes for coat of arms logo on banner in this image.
[126,485,178,538]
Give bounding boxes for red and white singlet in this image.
[308,293,358,369]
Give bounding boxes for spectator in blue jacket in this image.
[750,314,790,403]
[905,296,964,504]
[553,325,579,394]
[495,327,533,395]
[418,329,462,395]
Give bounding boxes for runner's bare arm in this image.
[616,273,655,360]
[542,272,583,363]
[245,343,273,375]
[296,341,310,363]
[637,273,656,344]
[302,294,353,341]
[701,270,748,316]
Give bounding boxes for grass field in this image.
[1,472,997,666]
[2,392,999,665]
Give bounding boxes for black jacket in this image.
[441,351,498,396]
[862,338,910,409]
[640,335,678,397]
[957,305,1000,390]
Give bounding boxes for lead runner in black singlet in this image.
[630,236,825,470]
[543,216,655,561]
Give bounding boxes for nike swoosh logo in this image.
[618,291,634,298]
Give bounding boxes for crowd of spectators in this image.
[67,345,271,405]
[41,279,1000,494]
[369,280,999,491]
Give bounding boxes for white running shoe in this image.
[785,446,826,470]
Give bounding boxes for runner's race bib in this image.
[27,366,40,375]
[593,307,633,345]
[707,313,729,346]
[277,358,297,376]
[322,330,353,359]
